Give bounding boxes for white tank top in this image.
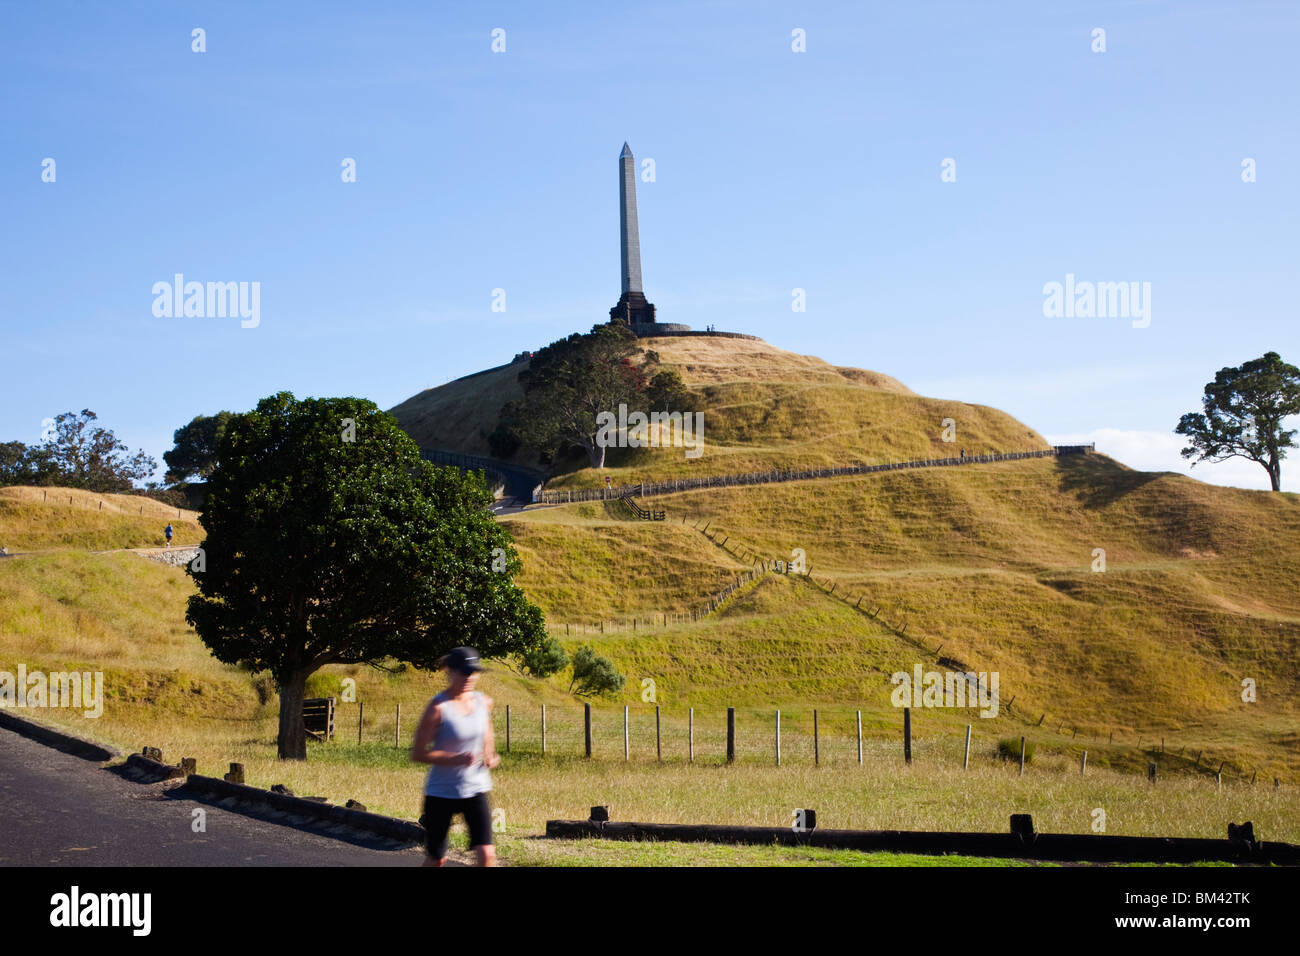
[423,691,492,798]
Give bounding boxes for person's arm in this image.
[409,699,473,767]
[481,694,500,769]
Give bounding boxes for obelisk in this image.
[610,142,656,328]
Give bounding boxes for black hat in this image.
[446,646,483,674]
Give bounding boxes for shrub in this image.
[250,672,275,706]
[519,636,568,678]
[568,645,625,698]
[998,737,1034,762]
[305,672,344,700]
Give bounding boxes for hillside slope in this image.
[388,335,1049,487]
[498,452,1300,780]
[0,486,201,552]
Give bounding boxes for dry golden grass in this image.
[0,486,201,551]
[385,333,1048,489]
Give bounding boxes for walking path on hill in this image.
[537,445,1096,505]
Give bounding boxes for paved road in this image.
[0,729,427,866]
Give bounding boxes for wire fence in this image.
[537,445,1096,504]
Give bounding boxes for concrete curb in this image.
[0,709,120,762]
[545,818,1300,865]
[183,774,425,844]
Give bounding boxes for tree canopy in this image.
[1175,351,1300,492]
[492,321,695,468]
[185,391,547,759]
[0,410,156,491]
[164,411,232,483]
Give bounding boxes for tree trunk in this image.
[1270,455,1281,492]
[277,669,310,760]
[588,441,606,469]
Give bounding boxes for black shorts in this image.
[421,793,494,858]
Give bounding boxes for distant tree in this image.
[1176,352,1300,492]
[164,412,232,483]
[0,442,31,486]
[645,368,695,412]
[186,391,547,760]
[502,322,648,469]
[567,645,626,698]
[8,410,157,492]
[0,442,61,487]
[518,635,569,678]
[486,420,522,460]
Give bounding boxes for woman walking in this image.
[410,646,500,867]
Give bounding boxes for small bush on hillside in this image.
[998,737,1035,762]
[519,636,568,678]
[306,672,344,700]
[250,673,275,706]
[568,645,625,698]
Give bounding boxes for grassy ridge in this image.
[0,486,201,551]
[386,335,1050,490]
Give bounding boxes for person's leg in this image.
[464,792,496,867]
[421,795,454,866]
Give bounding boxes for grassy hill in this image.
[0,486,202,552]
[498,454,1299,779]
[388,334,1050,488]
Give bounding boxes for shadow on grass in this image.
[1053,454,1163,509]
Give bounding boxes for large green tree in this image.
[164,411,232,483]
[186,392,547,759]
[500,322,648,468]
[1175,351,1300,492]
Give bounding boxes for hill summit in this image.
[388,334,1049,488]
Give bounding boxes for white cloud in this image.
[1046,428,1296,493]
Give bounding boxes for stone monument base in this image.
[610,291,657,327]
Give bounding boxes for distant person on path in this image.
[164,523,173,548]
[410,646,500,867]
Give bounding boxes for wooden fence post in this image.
[813,709,819,765]
[903,707,912,764]
[358,701,363,745]
[725,707,737,763]
[963,724,971,771]
[505,704,510,754]
[856,710,862,765]
[623,706,630,760]
[542,704,547,755]
[394,703,401,749]
[1019,736,1026,776]
[656,706,661,761]
[775,710,781,766]
[689,707,694,763]
[1081,750,1087,776]
[584,703,591,757]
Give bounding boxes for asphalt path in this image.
[0,728,429,866]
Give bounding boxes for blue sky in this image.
[3,1,1297,490]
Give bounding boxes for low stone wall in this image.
[138,547,200,568]
[637,329,763,340]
